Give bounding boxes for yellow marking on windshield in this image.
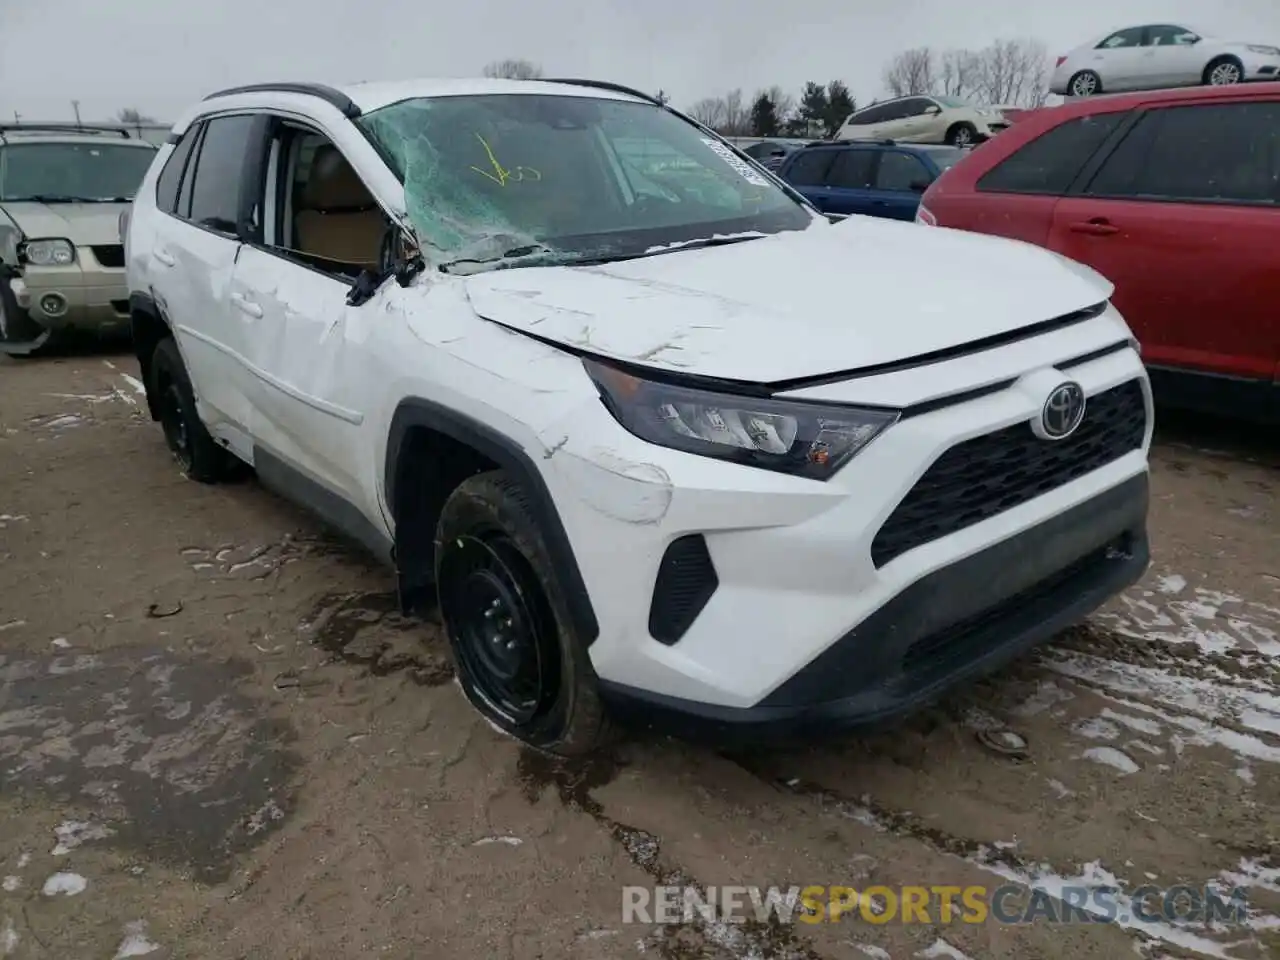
[469,133,542,186]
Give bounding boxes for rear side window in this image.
[155,128,198,214]
[185,114,258,234]
[827,150,875,189]
[783,149,836,187]
[977,113,1124,195]
[1085,101,1280,205]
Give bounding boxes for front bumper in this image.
[1242,51,1280,81]
[600,474,1149,743]
[17,263,131,333]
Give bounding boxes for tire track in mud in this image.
[301,590,455,685]
[516,748,827,960]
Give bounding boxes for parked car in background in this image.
[835,96,1009,146]
[1051,24,1280,97]
[738,138,813,171]
[0,124,157,355]
[917,83,1280,422]
[124,77,1151,754]
[779,139,966,221]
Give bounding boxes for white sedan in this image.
[1052,23,1280,97]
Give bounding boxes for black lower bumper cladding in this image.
[600,473,1150,744]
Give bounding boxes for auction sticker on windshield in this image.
[700,138,770,187]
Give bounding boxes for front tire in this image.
[1068,70,1101,97]
[946,122,977,147]
[435,470,610,756]
[149,337,230,483]
[1204,57,1244,85]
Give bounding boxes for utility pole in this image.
[71,100,81,127]
[12,112,19,124]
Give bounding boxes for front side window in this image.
[1085,102,1280,205]
[877,152,930,190]
[358,94,812,267]
[185,115,257,234]
[1145,24,1198,46]
[978,113,1124,195]
[783,149,836,187]
[933,96,972,109]
[0,141,156,202]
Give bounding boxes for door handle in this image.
[1068,218,1119,236]
[230,293,263,318]
[153,249,175,267]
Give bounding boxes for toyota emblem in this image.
[1037,382,1087,440]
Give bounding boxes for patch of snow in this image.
[1156,575,1187,595]
[120,374,146,396]
[1011,681,1074,717]
[0,621,25,633]
[1100,708,1162,736]
[1075,717,1121,741]
[1045,778,1073,798]
[854,946,892,959]
[113,921,160,958]
[471,836,522,847]
[916,939,975,959]
[0,878,18,893]
[51,820,114,856]
[1236,765,1255,784]
[1221,858,1280,895]
[0,917,17,956]
[1082,746,1139,774]
[0,515,27,528]
[51,637,70,649]
[41,872,86,896]
[15,855,28,869]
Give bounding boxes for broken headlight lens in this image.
[584,359,898,480]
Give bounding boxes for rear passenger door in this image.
[945,112,1127,244]
[148,114,261,442]
[1049,98,1280,390]
[779,147,838,214]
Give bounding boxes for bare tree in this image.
[482,58,544,80]
[688,96,727,130]
[938,49,983,100]
[976,39,1050,106]
[882,47,935,97]
[116,107,155,124]
[722,88,750,136]
[764,85,796,125]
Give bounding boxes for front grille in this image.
[648,535,719,645]
[871,379,1146,567]
[91,244,125,268]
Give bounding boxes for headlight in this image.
[583,359,898,480]
[1247,44,1280,55]
[22,239,76,266]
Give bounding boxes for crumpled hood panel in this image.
[1,202,129,246]
[464,218,1113,384]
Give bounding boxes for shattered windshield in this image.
[358,94,813,268]
[0,143,157,202]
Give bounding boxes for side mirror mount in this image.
[924,105,942,116]
[909,179,931,193]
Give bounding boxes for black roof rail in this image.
[202,82,361,118]
[539,78,663,106]
[0,123,131,139]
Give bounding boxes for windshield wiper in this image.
[438,243,557,275]
[570,233,767,266]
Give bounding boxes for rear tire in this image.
[1068,70,1102,97]
[435,470,611,756]
[149,337,230,483]
[1204,57,1244,85]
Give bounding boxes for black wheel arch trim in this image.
[385,397,600,644]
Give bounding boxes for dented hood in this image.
[464,219,1113,384]
[1,201,129,246]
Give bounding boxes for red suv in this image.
[918,83,1280,422]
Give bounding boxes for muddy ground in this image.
[0,348,1276,960]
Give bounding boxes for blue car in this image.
[777,139,967,222]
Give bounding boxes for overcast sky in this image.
[2,0,1278,122]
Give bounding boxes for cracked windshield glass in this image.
[358,93,812,267]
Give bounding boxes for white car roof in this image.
[338,77,648,112]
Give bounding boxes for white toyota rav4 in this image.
[124,77,1153,755]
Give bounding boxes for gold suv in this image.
[0,124,157,355]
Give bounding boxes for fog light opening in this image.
[39,293,68,317]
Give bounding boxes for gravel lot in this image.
[0,348,1276,960]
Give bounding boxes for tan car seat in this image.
[294,145,385,269]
